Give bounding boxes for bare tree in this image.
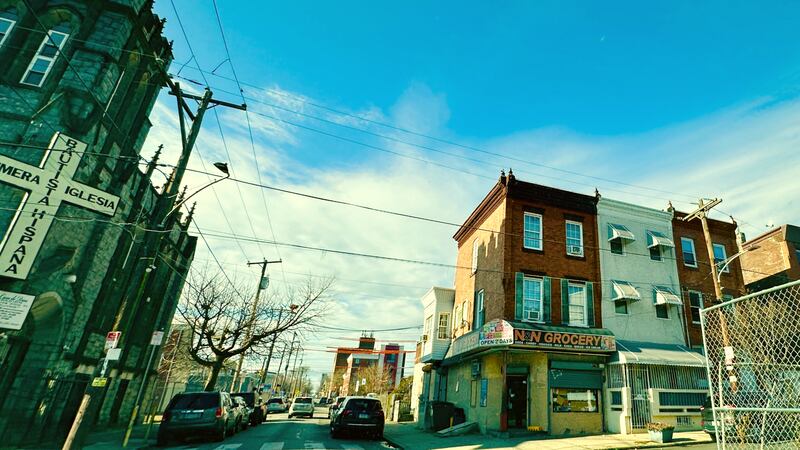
[178,268,331,391]
[355,363,393,395]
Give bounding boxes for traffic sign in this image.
[150,331,164,346]
[106,348,122,361]
[105,331,121,351]
[92,377,107,387]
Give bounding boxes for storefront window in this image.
[551,388,599,412]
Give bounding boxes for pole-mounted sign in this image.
[0,133,119,279]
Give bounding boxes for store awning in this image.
[653,285,682,305]
[647,230,675,248]
[611,340,706,367]
[611,280,641,302]
[608,223,635,241]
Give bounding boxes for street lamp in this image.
[715,245,760,284]
[160,162,230,226]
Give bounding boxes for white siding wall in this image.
[419,287,455,362]
[597,199,685,345]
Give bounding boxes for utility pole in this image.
[63,82,244,450]
[231,259,282,391]
[288,349,304,397]
[682,198,738,390]
[282,333,299,396]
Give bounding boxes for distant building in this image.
[341,352,379,396]
[412,287,454,423]
[329,336,375,396]
[739,224,800,291]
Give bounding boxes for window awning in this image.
[611,280,641,301]
[647,230,675,248]
[610,340,706,367]
[654,286,682,305]
[608,223,635,242]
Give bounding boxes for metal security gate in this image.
[701,280,800,449]
[628,365,652,429]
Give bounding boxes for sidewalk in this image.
[80,424,155,450]
[384,422,713,450]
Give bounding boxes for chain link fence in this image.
[701,280,800,449]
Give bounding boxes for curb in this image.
[382,433,406,450]
[607,440,713,450]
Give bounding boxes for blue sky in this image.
[147,1,800,386]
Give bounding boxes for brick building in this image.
[671,211,746,348]
[329,335,375,396]
[739,224,800,291]
[442,171,616,435]
[0,0,195,446]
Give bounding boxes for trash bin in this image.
[453,407,466,426]
[429,401,455,431]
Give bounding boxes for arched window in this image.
[20,23,70,87]
[0,9,17,48]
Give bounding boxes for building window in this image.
[655,304,669,319]
[681,237,697,268]
[713,243,728,273]
[523,276,543,322]
[649,245,661,261]
[461,301,469,329]
[0,16,15,48]
[453,304,461,332]
[608,223,634,255]
[615,300,628,314]
[437,313,450,340]
[424,315,433,341]
[471,238,479,274]
[552,388,600,412]
[568,282,587,327]
[689,291,703,324]
[475,290,485,329]
[523,212,543,250]
[565,221,583,256]
[21,30,69,87]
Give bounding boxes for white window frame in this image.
[681,237,698,268]
[565,221,584,256]
[713,243,729,273]
[453,304,461,332]
[437,312,450,340]
[423,315,433,341]
[688,290,703,324]
[523,212,543,250]
[522,276,544,322]
[655,303,670,320]
[461,300,469,329]
[471,238,479,274]
[0,17,15,48]
[475,289,485,329]
[567,282,588,327]
[21,30,69,87]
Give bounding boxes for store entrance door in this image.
[507,375,528,428]
[629,365,651,429]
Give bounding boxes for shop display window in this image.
[551,388,599,412]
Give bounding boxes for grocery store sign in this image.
[514,329,616,352]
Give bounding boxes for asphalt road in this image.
[159,407,395,450]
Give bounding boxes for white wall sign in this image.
[0,132,119,279]
[0,290,36,330]
[150,330,164,346]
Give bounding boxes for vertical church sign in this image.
[0,133,119,279]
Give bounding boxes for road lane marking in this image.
[303,442,325,449]
[259,443,284,450]
[341,445,365,450]
[211,445,242,450]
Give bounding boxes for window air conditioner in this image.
[568,245,583,255]
[527,310,541,321]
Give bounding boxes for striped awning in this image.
[647,230,675,248]
[612,280,641,301]
[608,223,635,241]
[654,286,682,305]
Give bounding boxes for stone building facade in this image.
[0,0,195,446]
[739,224,800,291]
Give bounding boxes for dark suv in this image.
[157,391,236,445]
[329,397,384,439]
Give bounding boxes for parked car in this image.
[232,391,265,425]
[289,396,315,418]
[157,391,236,445]
[266,397,288,414]
[232,396,250,431]
[329,396,385,439]
[328,396,346,419]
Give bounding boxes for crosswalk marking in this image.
[303,442,325,449]
[211,444,242,450]
[340,445,365,450]
[259,443,285,450]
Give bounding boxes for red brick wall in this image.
[672,215,746,347]
[503,197,602,327]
